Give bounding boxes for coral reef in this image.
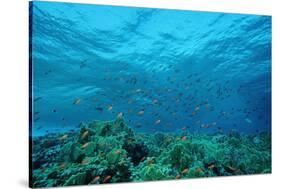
[31,118,271,188]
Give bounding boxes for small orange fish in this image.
[73,98,81,105]
[208,164,215,170]
[195,168,203,173]
[175,174,181,179]
[59,163,65,169]
[93,176,100,183]
[107,105,113,111]
[181,168,189,174]
[103,175,112,183]
[226,166,237,172]
[138,110,145,116]
[181,136,187,141]
[82,159,88,165]
[59,134,68,140]
[147,159,155,165]
[117,112,123,118]
[81,142,89,148]
[155,119,161,125]
[140,156,146,162]
[81,130,89,140]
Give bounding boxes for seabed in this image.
[31,117,271,188]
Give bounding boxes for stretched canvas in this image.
[29,1,272,188]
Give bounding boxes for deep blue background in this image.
[31,1,271,136]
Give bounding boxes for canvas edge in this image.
[29,1,34,188]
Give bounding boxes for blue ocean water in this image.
[30,1,271,136]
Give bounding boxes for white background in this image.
[0,0,280,188]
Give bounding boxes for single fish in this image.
[95,107,103,111]
[107,105,113,111]
[103,175,112,183]
[59,163,65,169]
[93,176,100,183]
[34,117,40,122]
[82,159,89,165]
[34,97,42,102]
[73,98,81,105]
[245,118,252,124]
[225,166,237,173]
[138,110,145,116]
[175,174,181,179]
[81,131,89,140]
[117,112,123,118]
[155,119,161,125]
[59,134,68,140]
[208,164,215,170]
[81,142,89,148]
[181,168,189,174]
[80,60,87,68]
[195,168,203,174]
[152,99,158,104]
[135,88,141,93]
[181,136,187,141]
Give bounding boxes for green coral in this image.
[31,117,272,188]
[59,142,85,163]
[106,148,127,165]
[64,172,87,186]
[140,164,167,181]
[161,142,191,170]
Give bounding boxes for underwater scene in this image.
[29,1,272,188]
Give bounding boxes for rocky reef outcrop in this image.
[31,117,272,188]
